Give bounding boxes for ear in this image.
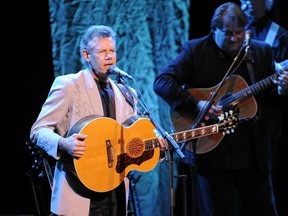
[82,50,90,61]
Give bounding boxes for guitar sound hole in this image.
[126,138,144,158]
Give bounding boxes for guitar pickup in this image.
[106,140,114,168]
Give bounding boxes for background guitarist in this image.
[30,25,167,216]
[154,2,288,216]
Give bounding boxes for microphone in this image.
[244,30,252,48]
[107,65,133,79]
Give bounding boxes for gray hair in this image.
[79,25,117,67]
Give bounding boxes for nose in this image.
[105,53,112,59]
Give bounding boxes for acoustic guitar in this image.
[170,72,281,157]
[67,113,237,192]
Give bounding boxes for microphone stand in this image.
[179,46,247,216]
[116,75,185,216]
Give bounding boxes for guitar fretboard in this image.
[144,124,220,148]
[220,71,281,107]
[172,125,219,143]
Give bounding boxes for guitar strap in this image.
[245,55,261,123]
[245,51,255,84]
[115,82,135,111]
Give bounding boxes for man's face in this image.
[84,37,117,80]
[214,21,245,56]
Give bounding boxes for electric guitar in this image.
[170,72,281,157]
[67,113,237,192]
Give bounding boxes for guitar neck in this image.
[145,139,161,150]
[145,123,220,146]
[220,71,280,107]
[171,124,219,143]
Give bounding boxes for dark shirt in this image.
[96,80,116,119]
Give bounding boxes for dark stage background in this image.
[1,0,287,215]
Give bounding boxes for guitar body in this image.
[171,75,257,156]
[68,116,160,192]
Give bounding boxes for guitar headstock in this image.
[218,110,238,134]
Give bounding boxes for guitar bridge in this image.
[106,140,114,168]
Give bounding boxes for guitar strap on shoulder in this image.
[245,52,255,84]
[115,82,135,111]
[245,58,262,123]
[246,62,255,84]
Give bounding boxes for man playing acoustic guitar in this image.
[30,25,168,216]
[154,2,288,216]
